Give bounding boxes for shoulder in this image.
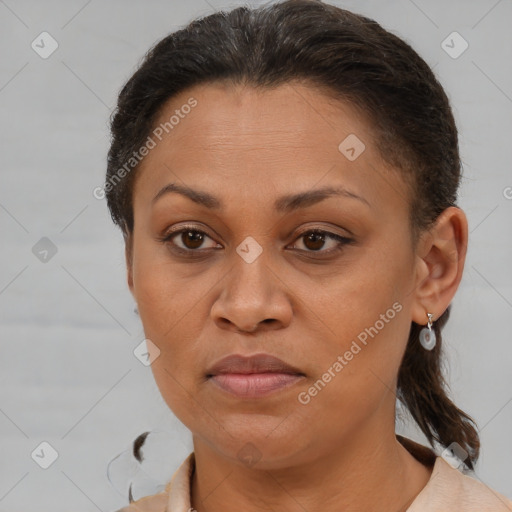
[113,491,169,512]
[409,456,512,511]
[111,452,195,512]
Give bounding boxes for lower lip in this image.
[208,373,304,398]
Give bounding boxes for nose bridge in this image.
[211,235,292,332]
[229,235,275,303]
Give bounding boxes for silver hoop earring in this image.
[419,313,436,350]
[134,305,139,315]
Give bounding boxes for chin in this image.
[193,416,314,470]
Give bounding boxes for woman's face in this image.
[126,81,425,468]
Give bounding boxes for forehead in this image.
[149,80,371,155]
[133,81,410,216]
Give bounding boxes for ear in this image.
[124,231,134,297]
[411,206,468,326]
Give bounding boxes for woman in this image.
[105,1,512,510]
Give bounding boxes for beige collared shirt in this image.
[115,439,512,511]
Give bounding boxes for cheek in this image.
[301,244,413,397]
[130,237,213,374]
[131,237,193,330]
[294,308,409,440]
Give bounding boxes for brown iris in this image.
[181,231,205,249]
[303,231,325,251]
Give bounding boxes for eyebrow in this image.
[151,182,370,211]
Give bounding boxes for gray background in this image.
[0,0,511,510]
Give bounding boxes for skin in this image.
[125,81,468,512]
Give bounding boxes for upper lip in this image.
[206,353,304,376]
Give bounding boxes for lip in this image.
[206,353,304,376]
[206,353,305,398]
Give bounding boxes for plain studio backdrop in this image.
[0,0,511,510]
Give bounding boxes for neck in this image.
[190,425,433,512]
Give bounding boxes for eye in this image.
[159,226,353,257]
[161,227,220,252]
[290,229,353,255]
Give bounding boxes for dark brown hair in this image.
[106,0,479,468]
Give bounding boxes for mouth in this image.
[206,353,306,398]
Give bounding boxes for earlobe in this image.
[411,207,468,325]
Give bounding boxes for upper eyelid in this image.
[163,226,216,242]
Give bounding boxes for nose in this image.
[210,249,293,334]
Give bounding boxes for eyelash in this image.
[158,225,354,258]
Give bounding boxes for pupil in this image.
[184,231,203,249]
[305,232,325,251]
